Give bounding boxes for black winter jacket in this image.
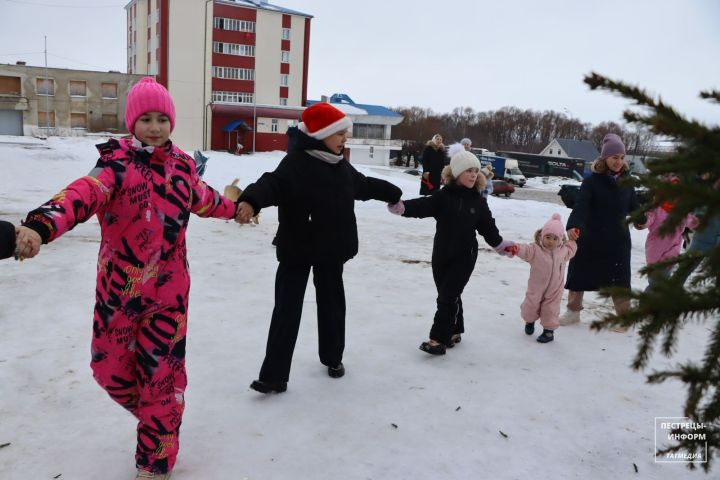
[565,171,640,290]
[402,183,503,261]
[239,133,402,265]
[419,144,447,195]
[0,220,16,260]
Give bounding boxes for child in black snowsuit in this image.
[236,103,402,393]
[389,144,515,355]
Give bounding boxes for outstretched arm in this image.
[22,160,118,245]
[189,162,237,219]
[353,171,402,203]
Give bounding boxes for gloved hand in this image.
[493,239,517,257]
[387,201,405,215]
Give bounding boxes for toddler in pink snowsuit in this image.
[512,213,577,343]
[15,78,237,479]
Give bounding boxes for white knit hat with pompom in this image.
[447,143,481,178]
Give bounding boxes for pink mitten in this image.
[387,201,405,215]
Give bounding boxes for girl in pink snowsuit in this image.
[636,202,698,291]
[512,213,577,343]
[15,78,237,479]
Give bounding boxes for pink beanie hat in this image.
[600,133,625,159]
[298,102,352,140]
[125,77,176,134]
[541,213,565,239]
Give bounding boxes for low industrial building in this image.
[0,63,144,137]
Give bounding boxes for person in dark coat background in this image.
[419,134,447,195]
[560,134,640,329]
[389,144,515,355]
[0,220,18,260]
[236,102,402,393]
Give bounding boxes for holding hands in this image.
[235,201,255,224]
[566,228,581,241]
[15,226,42,260]
[494,239,518,257]
[387,201,405,215]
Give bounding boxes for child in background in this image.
[0,220,18,260]
[635,182,698,291]
[511,213,577,343]
[236,102,402,393]
[388,143,515,355]
[480,164,494,198]
[14,77,237,480]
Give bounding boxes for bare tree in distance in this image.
[391,104,657,155]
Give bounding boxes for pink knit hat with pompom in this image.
[124,77,176,134]
[541,213,565,239]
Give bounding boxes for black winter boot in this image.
[250,379,287,393]
[328,363,345,378]
[524,322,535,335]
[419,341,446,355]
[536,329,554,343]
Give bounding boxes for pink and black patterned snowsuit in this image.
[24,138,236,473]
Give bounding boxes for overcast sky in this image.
[1,0,718,126]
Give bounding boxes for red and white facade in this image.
[126,0,311,151]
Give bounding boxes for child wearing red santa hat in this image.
[236,102,402,393]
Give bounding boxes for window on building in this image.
[271,119,279,133]
[213,17,255,32]
[69,80,87,97]
[282,28,290,40]
[71,113,87,129]
[280,74,288,86]
[281,51,290,63]
[101,83,118,99]
[212,66,254,80]
[369,146,374,159]
[353,123,384,140]
[287,119,298,127]
[213,42,255,57]
[36,77,54,96]
[279,97,288,106]
[212,91,254,104]
[0,75,21,95]
[549,149,553,154]
[38,111,55,127]
[102,114,118,131]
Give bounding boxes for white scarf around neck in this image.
[306,149,343,164]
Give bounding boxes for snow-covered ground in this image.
[0,137,708,479]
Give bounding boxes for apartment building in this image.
[126,0,312,151]
[0,62,143,136]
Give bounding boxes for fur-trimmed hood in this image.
[425,139,446,151]
[441,165,487,191]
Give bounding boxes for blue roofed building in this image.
[307,93,403,166]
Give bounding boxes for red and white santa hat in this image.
[298,102,353,140]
